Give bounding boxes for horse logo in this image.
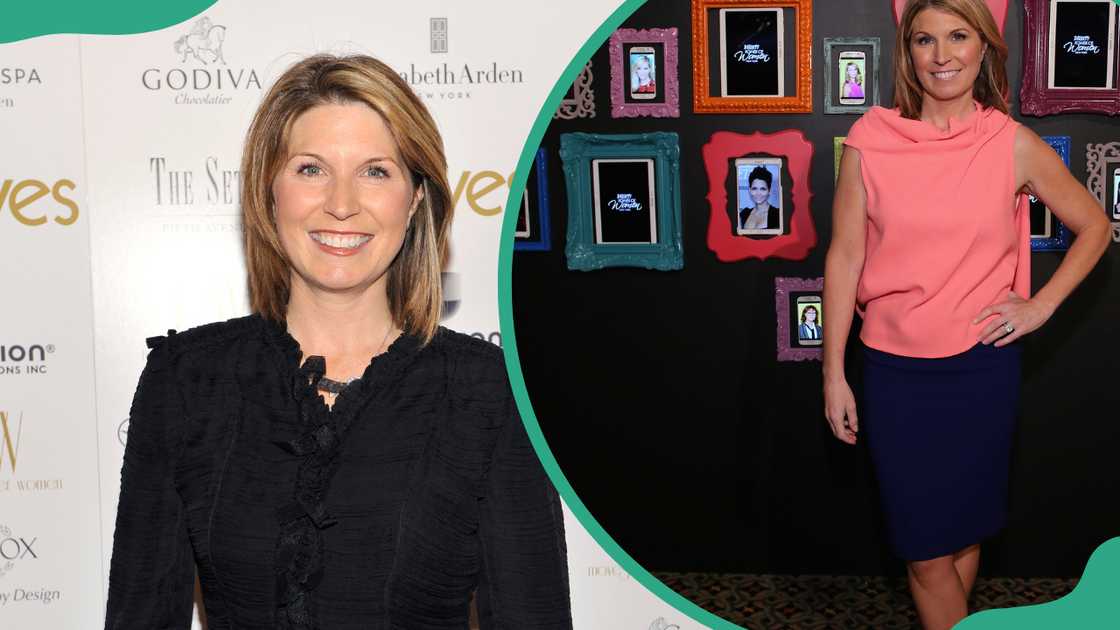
[174,17,227,66]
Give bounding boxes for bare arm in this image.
[822,146,868,445]
[973,126,1111,345]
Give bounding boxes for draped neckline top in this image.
[843,101,1031,358]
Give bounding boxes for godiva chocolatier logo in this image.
[141,15,261,105]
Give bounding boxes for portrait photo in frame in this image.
[775,277,824,361]
[1030,136,1073,251]
[735,157,784,236]
[560,132,683,270]
[1020,0,1120,116]
[823,37,881,114]
[609,27,680,118]
[702,129,816,261]
[691,0,813,113]
[554,60,597,120]
[514,148,552,252]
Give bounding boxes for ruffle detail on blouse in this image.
[260,316,423,630]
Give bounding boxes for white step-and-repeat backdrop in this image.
[0,1,701,628]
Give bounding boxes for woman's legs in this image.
[953,544,980,597]
[907,543,981,630]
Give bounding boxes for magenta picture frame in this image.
[1020,0,1120,116]
[608,27,680,118]
[775,277,824,362]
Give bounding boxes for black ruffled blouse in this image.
[104,314,571,629]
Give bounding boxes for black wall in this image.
[512,0,1119,578]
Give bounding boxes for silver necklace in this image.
[315,323,396,396]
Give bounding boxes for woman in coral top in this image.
[823,0,1110,628]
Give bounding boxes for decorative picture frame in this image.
[823,37,880,114]
[554,61,596,120]
[1085,141,1120,243]
[514,148,552,252]
[775,277,824,362]
[1029,136,1074,251]
[560,132,683,271]
[1020,0,1120,116]
[609,27,680,118]
[701,129,816,262]
[893,0,1009,33]
[691,0,813,114]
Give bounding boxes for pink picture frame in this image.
[609,27,680,118]
[1020,0,1120,116]
[701,129,817,262]
[892,0,1008,33]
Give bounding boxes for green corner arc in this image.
[1,0,217,44]
[495,2,1120,628]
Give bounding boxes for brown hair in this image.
[240,54,451,344]
[892,0,1009,119]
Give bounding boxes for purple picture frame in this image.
[608,27,680,118]
[1020,0,1120,116]
[775,277,823,362]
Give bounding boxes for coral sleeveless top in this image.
[843,102,1030,358]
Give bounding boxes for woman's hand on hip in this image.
[973,290,1054,347]
[824,378,859,445]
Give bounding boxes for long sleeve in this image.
[475,377,572,629]
[104,339,195,629]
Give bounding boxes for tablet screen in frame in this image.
[719,8,784,97]
[592,158,658,244]
[1048,0,1117,89]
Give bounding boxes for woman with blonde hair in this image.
[823,0,1109,628]
[104,54,572,629]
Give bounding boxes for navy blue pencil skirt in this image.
[861,340,1022,561]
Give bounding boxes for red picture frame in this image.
[1019,0,1120,116]
[892,0,1008,33]
[702,129,816,262]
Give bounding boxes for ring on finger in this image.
[1003,321,1014,334]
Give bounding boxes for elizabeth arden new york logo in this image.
[0,411,21,474]
[430,18,448,54]
[175,16,228,65]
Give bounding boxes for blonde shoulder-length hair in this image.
[240,54,452,344]
[892,0,1009,119]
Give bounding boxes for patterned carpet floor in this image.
[652,573,1077,629]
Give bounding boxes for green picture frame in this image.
[560,131,684,270]
[823,37,881,114]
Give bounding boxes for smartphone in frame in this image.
[628,45,658,100]
[719,8,784,97]
[1112,166,1120,220]
[1029,193,1053,238]
[515,189,532,238]
[735,156,783,236]
[1048,0,1117,89]
[795,295,823,346]
[838,50,867,105]
[592,158,658,244]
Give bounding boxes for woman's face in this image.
[272,101,421,297]
[749,178,770,206]
[908,8,986,104]
[805,307,817,322]
[847,63,859,81]
[634,58,651,81]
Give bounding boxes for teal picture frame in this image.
[560,131,683,270]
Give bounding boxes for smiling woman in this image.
[103,54,572,630]
[824,0,1110,628]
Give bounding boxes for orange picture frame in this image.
[691,0,813,113]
